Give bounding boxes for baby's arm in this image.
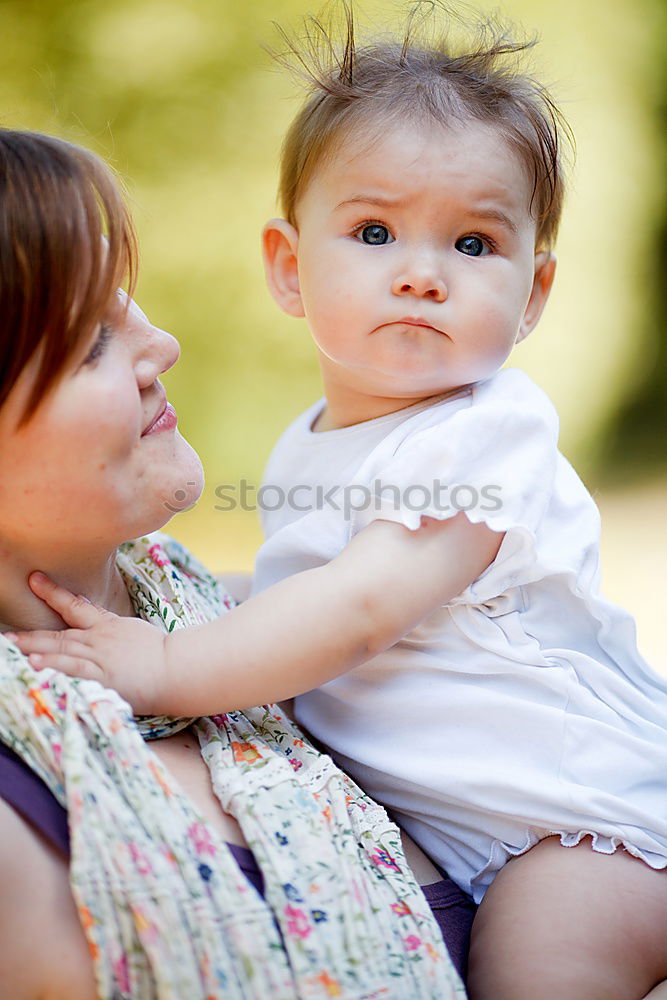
[10,514,502,716]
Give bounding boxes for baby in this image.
[12,6,667,997]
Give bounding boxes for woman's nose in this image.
[134,321,181,389]
[391,253,447,302]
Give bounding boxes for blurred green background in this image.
[2,0,665,666]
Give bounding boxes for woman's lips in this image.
[142,402,178,436]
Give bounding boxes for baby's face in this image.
[290,119,554,420]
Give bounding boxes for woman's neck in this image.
[0,545,134,632]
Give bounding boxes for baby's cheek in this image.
[477,291,519,331]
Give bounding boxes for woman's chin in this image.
[117,436,205,540]
[152,444,205,529]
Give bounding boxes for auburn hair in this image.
[0,130,137,421]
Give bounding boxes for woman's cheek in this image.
[98,388,142,455]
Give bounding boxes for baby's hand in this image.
[7,573,167,714]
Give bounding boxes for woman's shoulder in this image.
[0,795,96,1000]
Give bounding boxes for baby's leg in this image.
[467,835,667,1000]
[645,983,667,998]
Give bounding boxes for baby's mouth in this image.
[378,317,448,336]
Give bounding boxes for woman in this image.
[0,129,475,999]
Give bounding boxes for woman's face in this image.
[0,293,203,563]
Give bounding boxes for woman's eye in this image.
[358,224,393,245]
[83,324,112,366]
[455,236,491,257]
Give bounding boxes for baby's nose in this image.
[391,256,447,302]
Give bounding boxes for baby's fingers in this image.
[8,629,88,657]
[27,572,107,629]
[6,631,103,681]
[27,651,103,681]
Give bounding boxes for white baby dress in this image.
[252,368,667,903]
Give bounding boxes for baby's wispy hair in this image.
[269,1,574,249]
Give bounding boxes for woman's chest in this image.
[149,728,247,848]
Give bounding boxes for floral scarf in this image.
[0,534,465,999]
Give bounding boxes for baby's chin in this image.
[359,370,469,397]
[375,359,505,396]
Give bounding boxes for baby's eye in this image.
[455,236,492,257]
[357,224,394,245]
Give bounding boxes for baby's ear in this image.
[517,251,557,343]
[262,219,305,318]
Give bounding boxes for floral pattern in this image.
[0,533,465,999]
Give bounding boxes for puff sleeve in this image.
[349,370,561,602]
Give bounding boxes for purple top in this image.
[0,739,70,853]
[0,740,265,892]
[0,739,474,980]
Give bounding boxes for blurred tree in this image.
[0,0,664,567]
[595,18,667,483]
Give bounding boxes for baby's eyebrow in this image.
[469,208,519,235]
[335,193,407,211]
[334,194,520,235]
